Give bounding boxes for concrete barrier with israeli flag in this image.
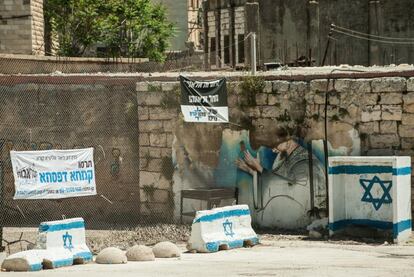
[36,217,93,262]
[187,205,259,253]
[328,156,412,243]
[1,218,92,272]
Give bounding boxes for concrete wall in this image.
[0,76,140,227]
[0,0,44,55]
[205,0,414,67]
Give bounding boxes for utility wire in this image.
[332,24,414,41]
[331,28,414,45]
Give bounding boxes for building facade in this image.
[204,0,414,69]
[0,0,44,55]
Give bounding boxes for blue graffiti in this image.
[223,219,235,237]
[62,231,74,251]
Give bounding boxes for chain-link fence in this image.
[0,74,193,254]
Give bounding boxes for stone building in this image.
[203,0,414,69]
[0,0,44,55]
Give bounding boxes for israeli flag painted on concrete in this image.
[11,148,96,199]
[187,205,259,253]
[37,218,93,262]
[328,156,412,243]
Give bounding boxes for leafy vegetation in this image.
[45,0,174,61]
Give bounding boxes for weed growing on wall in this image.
[160,86,181,110]
[239,76,265,106]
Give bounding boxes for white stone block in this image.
[187,205,259,253]
[328,156,412,243]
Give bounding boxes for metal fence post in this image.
[251,32,257,75]
[0,161,4,252]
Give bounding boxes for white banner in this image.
[11,148,97,199]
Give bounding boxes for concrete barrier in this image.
[1,249,73,271]
[37,217,93,262]
[328,156,412,243]
[187,205,259,253]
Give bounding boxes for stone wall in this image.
[137,74,414,220]
[0,0,44,55]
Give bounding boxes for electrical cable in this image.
[332,24,414,41]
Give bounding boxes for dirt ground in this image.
[1,227,414,276]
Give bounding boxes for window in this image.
[238,34,245,64]
[224,35,230,64]
[210,37,216,65]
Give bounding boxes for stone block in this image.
[361,105,381,122]
[261,106,279,118]
[359,122,379,134]
[161,82,179,92]
[149,107,177,120]
[272,81,290,93]
[310,79,334,93]
[402,114,414,125]
[138,106,149,121]
[263,81,272,93]
[140,171,161,187]
[381,105,402,121]
[401,138,414,150]
[139,121,163,132]
[289,81,308,94]
[139,133,150,146]
[150,133,167,147]
[380,93,402,105]
[335,79,371,93]
[147,158,163,172]
[255,94,267,105]
[136,82,148,92]
[380,121,398,134]
[371,77,406,93]
[268,94,279,106]
[399,125,414,138]
[369,134,400,148]
[406,77,414,92]
[137,92,163,106]
[361,94,379,106]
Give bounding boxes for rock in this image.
[152,242,181,258]
[95,247,127,264]
[126,245,155,262]
[1,258,31,272]
[306,218,328,231]
[309,230,323,239]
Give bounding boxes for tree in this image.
[45,0,174,61]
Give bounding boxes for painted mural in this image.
[172,123,361,229]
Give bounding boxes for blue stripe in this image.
[329,165,411,176]
[393,219,412,238]
[39,221,85,232]
[29,263,42,271]
[194,209,251,223]
[329,219,412,239]
[329,219,393,231]
[205,237,259,252]
[74,251,93,262]
[51,258,74,268]
[392,167,411,176]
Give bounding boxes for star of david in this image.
[359,175,392,211]
[190,107,203,120]
[62,231,74,251]
[223,219,235,237]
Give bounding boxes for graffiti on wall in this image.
[172,121,361,229]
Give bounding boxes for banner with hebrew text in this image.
[11,148,96,199]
